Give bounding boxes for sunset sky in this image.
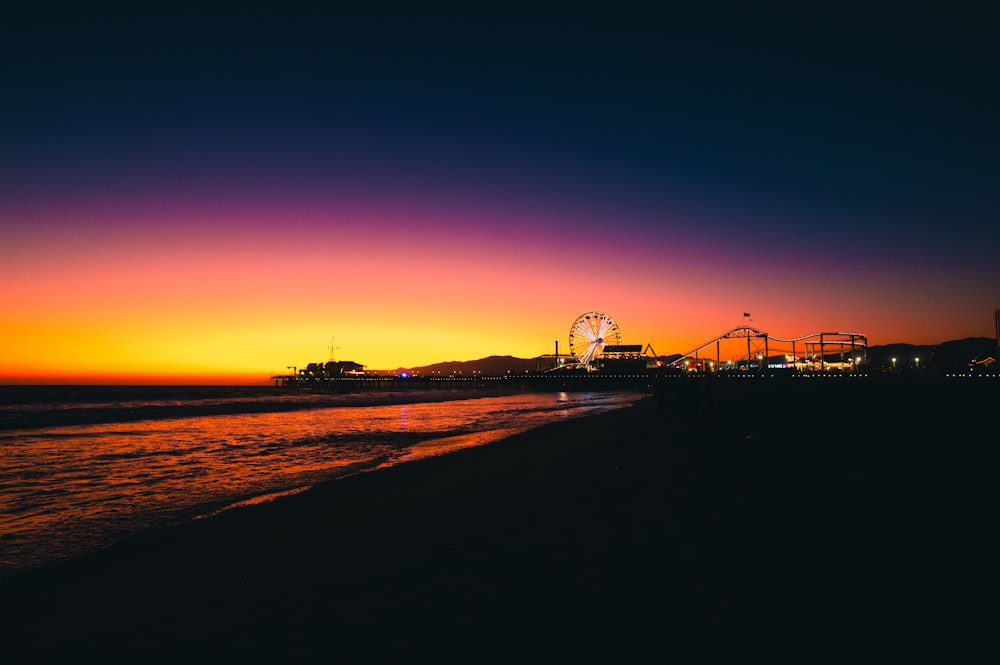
[2,4,998,383]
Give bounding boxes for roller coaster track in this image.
[668,327,868,368]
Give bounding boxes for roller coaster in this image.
[668,326,868,372]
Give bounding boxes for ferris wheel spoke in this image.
[599,317,616,340]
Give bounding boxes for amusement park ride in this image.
[275,311,870,387]
[555,311,868,373]
[667,326,868,372]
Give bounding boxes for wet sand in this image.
[2,377,997,663]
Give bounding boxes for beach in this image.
[1,376,997,663]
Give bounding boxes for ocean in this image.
[0,386,643,576]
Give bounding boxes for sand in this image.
[1,376,997,663]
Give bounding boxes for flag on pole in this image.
[743,312,751,318]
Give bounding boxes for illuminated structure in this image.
[669,327,868,373]
[568,311,622,369]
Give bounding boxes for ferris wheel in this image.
[568,311,622,368]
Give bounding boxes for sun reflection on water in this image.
[0,391,642,574]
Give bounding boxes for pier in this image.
[272,370,878,392]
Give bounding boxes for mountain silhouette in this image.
[394,338,997,375]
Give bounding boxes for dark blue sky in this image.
[6,4,996,233]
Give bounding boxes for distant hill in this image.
[867,337,996,371]
[389,337,996,375]
[397,355,541,376]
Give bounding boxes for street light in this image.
[915,357,920,368]
[891,357,897,370]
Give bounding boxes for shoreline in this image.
[0,385,554,431]
[3,373,994,432]
[0,391,645,577]
[2,382,997,662]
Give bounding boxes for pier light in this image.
[915,357,920,368]
[892,357,897,369]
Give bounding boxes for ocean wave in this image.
[0,390,644,576]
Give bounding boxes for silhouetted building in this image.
[301,361,366,377]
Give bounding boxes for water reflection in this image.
[398,406,409,432]
[399,427,528,463]
[0,391,641,574]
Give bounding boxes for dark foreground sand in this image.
[2,377,998,663]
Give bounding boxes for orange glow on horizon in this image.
[1,372,274,386]
[3,204,995,384]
